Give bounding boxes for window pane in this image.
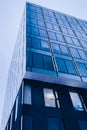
[43,88,56,107]
[39,28,47,37]
[48,118,61,130]
[48,31,57,40]
[53,25,60,32]
[31,18,37,25]
[32,38,41,49]
[77,62,87,77]
[24,85,31,104]
[33,53,43,69]
[31,26,39,35]
[52,43,61,54]
[60,45,70,56]
[41,40,50,52]
[46,22,53,29]
[78,50,87,60]
[65,60,77,75]
[70,92,84,111]
[56,58,67,73]
[80,40,87,48]
[56,34,65,42]
[43,55,54,70]
[69,48,80,58]
[72,38,81,47]
[38,20,45,27]
[23,116,32,130]
[64,36,73,44]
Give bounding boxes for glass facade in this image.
[2,2,87,130]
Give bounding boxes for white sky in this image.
[0,0,87,127]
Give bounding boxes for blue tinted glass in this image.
[46,22,53,29]
[41,40,50,51]
[52,43,61,54]
[33,53,43,68]
[64,36,73,44]
[26,25,30,34]
[65,60,77,75]
[32,38,41,49]
[38,20,45,27]
[26,36,31,47]
[23,116,32,130]
[50,17,57,23]
[43,55,54,70]
[80,40,87,48]
[53,25,60,32]
[77,62,87,77]
[31,26,39,35]
[67,29,75,36]
[37,13,43,19]
[30,11,36,17]
[26,51,32,66]
[44,15,50,21]
[56,58,67,73]
[60,45,70,56]
[69,48,80,58]
[39,28,47,37]
[60,27,68,34]
[56,34,65,42]
[31,18,37,25]
[72,38,81,46]
[48,118,61,130]
[48,31,56,40]
[78,50,87,60]
[79,121,87,130]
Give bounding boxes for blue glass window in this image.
[60,27,68,34]
[74,31,82,38]
[56,34,65,42]
[79,121,87,130]
[78,50,87,60]
[65,60,77,75]
[48,31,57,40]
[67,29,75,36]
[26,25,30,34]
[37,13,43,19]
[39,28,47,38]
[53,25,60,32]
[80,40,87,48]
[64,36,73,45]
[77,62,87,77]
[38,20,45,27]
[31,18,37,25]
[32,38,41,49]
[26,51,32,66]
[50,17,57,23]
[52,43,61,54]
[56,58,67,73]
[31,26,39,35]
[33,53,43,69]
[26,36,31,47]
[46,22,53,29]
[43,55,54,70]
[60,45,70,56]
[41,40,50,52]
[72,38,81,47]
[69,48,80,58]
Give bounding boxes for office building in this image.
[2,2,87,130]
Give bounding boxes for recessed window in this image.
[43,88,60,108]
[69,92,84,111]
[23,85,31,105]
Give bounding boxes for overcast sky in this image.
[0,0,87,126]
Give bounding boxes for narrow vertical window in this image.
[69,92,84,111]
[23,85,31,104]
[15,97,18,120]
[43,88,56,107]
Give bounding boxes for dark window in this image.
[32,38,41,49]
[79,121,87,130]
[43,55,54,70]
[77,62,87,77]
[56,58,67,73]
[26,51,32,66]
[48,118,62,130]
[65,60,77,75]
[26,36,31,47]
[23,116,32,130]
[33,53,43,69]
